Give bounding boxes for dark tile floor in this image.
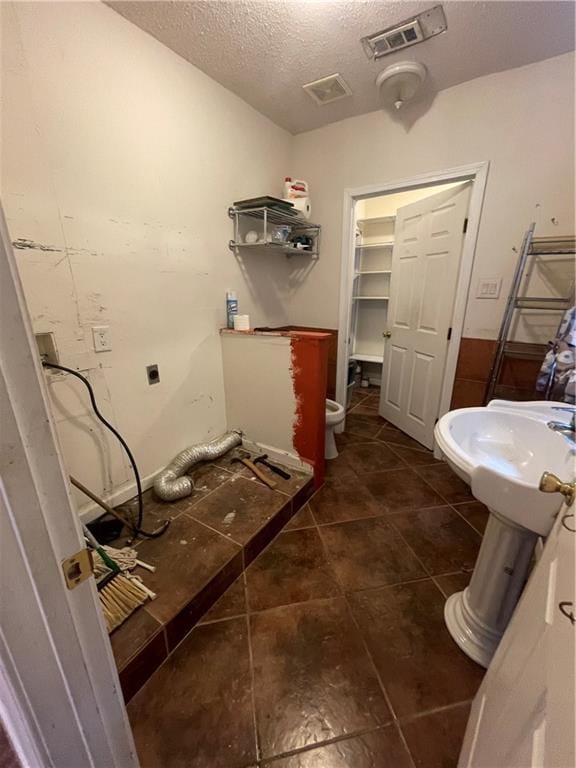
[108,449,313,698]
[127,390,487,767]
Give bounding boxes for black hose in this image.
[42,361,169,540]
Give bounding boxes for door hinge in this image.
[62,547,94,590]
[447,327,452,341]
[463,217,468,234]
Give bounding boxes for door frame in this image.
[337,161,489,433]
[0,204,138,767]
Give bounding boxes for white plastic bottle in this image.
[288,179,309,198]
[283,177,292,198]
[226,290,238,329]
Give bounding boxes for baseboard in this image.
[240,438,312,475]
[77,469,159,525]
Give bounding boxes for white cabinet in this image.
[351,216,394,365]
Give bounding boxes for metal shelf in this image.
[486,222,575,403]
[502,342,548,360]
[513,297,572,310]
[229,205,319,228]
[353,296,389,301]
[530,236,576,255]
[229,240,318,256]
[355,270,392,275]
[229,205,320,258]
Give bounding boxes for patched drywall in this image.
[290,52,575,343]
[221,332,298,458]
[0,2,294,515]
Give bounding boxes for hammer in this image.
[231,451,277,489]
[253,454,291,480]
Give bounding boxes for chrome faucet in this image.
[547,406,576,446]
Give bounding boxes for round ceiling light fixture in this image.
[376,61,427,110]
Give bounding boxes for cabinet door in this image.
[459,506,575,767]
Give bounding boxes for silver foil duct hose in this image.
[154,431,242,501]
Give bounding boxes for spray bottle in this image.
[226,290,238,329]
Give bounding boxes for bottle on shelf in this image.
[282,177,309,199]
[226,290,238,329]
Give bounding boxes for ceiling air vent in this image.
[361,5,447,60]
[302,74,352,105]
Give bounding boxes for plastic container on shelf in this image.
[290,197,312,220]
[282,178,309,199]
[226,290,238,329]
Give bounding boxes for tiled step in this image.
[107,451,314,701]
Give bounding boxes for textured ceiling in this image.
[107,1,575,134]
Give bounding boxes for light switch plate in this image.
[476,278,501,299]
[92,325,111,352]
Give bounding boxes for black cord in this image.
[42,361,169,539]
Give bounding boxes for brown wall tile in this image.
[499,355,542,389]
[451,337,544,409]
[450,379,487,409]
[454,338,495,383]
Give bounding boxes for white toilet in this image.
[325,399,346,459]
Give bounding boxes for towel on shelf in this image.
[535,306,575,403]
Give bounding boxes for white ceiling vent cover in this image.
[362,5,447,60]
[302,74,352,105]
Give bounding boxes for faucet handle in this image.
[539,472,575,506]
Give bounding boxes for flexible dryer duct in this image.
[154,431,242,501]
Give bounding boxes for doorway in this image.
[337,163,488,449]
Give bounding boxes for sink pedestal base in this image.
[445,510,538,667]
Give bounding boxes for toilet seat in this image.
[325,399,345,458]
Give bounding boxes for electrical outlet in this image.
[35,332,59,365]
[92,325,111,352]
[146,364,160,385]
[476,278,501,299]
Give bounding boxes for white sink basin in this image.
[436,399,575,667]
[435,400,574,535]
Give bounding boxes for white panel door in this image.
[380,183,471,448]
[459,503,575,768]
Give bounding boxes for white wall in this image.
[291,52,575,341]
[0,2,293,514]
[221,332,298,459]
[2,3,574,514]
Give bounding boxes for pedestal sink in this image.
[435,400,575,667]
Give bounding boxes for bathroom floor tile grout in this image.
[311,511,402,729]
[449,503,486,537]
[342,590,400,723]
[245,612,262,765]
[126,414,482,768]
[394,722,419,768]
[397,698,474,725]
[410,464,474,508]
[130,467,239,548]
[235,567,473,623]
[257,723,393,765]
[182,507,246,548]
